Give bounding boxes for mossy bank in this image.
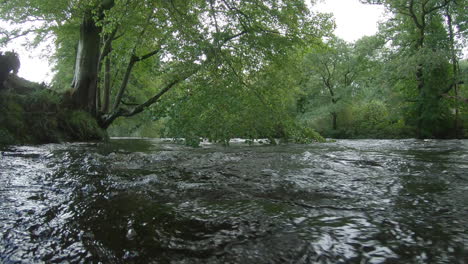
[0,76,107,148]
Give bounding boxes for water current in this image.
[1,139,467,263]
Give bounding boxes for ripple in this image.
[1,139,467,263]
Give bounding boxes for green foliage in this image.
[300,0,466,139]
[0,128,16,147]
[107,114,168,138]
[0,87,107,146]
[301,37,369,131]
[58,110,107,141]
[156,49,325,145]
[25,89,61,109]
[347,100,412,138]
[302,99,412,139]
[2,0,335,143]
[361,0,467,138]
[0,93,29,143]
[2,0,465,142]
[281,122,326,143]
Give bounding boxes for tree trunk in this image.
[102,56,111,113]
[71,11,101,116]
[415,30,425,139]
[70,0,115,118]
[112,55,137,112]
[331,112,337,130]
[446,8,460,138]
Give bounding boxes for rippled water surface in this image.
[1,139,467,263]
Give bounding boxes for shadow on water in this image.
[1,139,467,263]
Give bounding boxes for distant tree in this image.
[302,38,363,130]
[361,0,467,137]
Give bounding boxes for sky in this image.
[5,37,54,83]
[3,0,385,83]
[315,0,385,42]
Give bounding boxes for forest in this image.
[0,0,467,145]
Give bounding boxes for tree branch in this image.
[426,0,450,13]
[222,30,248,44]
[135,48,161,62]
[441,94,468,104]
[109,6,160,113]
[98,26,118,65]
[110,47,161,112]
[440,80,464,95]
[0,28,37,43]
[111,55,137,112]
[100,66,199,128]
[408,0,423,29]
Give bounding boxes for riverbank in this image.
[0,76,107,147]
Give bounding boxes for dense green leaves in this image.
[1,0,334,142]
[1,0,466,141]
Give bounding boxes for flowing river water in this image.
[1,139,467,263]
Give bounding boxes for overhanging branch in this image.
[440,80,464,95]
[100,66,200,128]
[111,47,162,112]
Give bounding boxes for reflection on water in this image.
[1,139,467,263]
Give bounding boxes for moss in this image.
[58,110,107,141]
[24,89,61,111]
[26,112,63,143]
[0,93,28,143]
[0,87,107,146]
[2,99,26,132]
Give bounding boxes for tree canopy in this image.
[1,0,467,142]
[0,0,338,143]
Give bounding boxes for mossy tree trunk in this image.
[70,0,114,117]
[71,11,101,116]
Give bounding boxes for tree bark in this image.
[331,112,337,130]
[70,0,115,117]
[100,65,200,129]
[111,55,137,112]
[71,10,101,116]
[446,7,460,138]
[102,56,111,113]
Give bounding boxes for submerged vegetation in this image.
[0,0,467,145]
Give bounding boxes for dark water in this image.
[1,139,467,263]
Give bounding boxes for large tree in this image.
[361,0,467,137]
[1,0,332,130]
[302,38,365,131]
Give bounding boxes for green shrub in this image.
[0,128,16,147]
[0,89,107,146]
[58,110,107,141]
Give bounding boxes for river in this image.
[1,139,467,263]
